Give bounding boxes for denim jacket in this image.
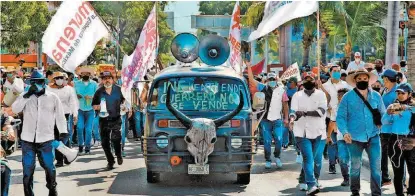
[381,84,398,134]
[381,108,412,136]
[336,89,386,142]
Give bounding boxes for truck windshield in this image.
[149,76,248,111]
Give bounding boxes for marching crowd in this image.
[1,66,146,196]
[245,52,415,196]
[0,51,415,196]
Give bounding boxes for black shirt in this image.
[92,85,125,119]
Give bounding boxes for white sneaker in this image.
[265,161,272,169]
[296,155,303,164]
[90,140,95,147]
[306,185,320,195]
[275,158,282,168]
[299,183,308,191]
[96,141,101,147]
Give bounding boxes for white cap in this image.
[354,52,361,57]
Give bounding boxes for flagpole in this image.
[155,2,160,72]
[316,4,320,80]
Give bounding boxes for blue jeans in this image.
[328,132,338,165]
[67,114,73,146]
[77,110,95,151]
[1,160,11,196]
[261,119,283,161]
[337,140,350,179]
[299,138,325,183]
[282,125,289,146]
[121,114,127,147]
[347,135,381,195]
[92,114,101,142]
[22,140,57,196]
[134,111,143,137]
[296,135,322,189]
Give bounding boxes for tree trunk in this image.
[302,41,311,66]
[385,1,400,68]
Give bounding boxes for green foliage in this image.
[1,2,51,53]
[93,2,175,66]
[242,2,265,28]
[198,1,253,15]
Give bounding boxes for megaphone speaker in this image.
[171,33,199,63]
[52,141,78,163]
[199,35,230,66]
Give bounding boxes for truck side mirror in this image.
[252,92,265,110]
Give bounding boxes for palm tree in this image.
[292,15,317,66]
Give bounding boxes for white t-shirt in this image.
[323,79,349,120]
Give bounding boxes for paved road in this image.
[7,139,397,196]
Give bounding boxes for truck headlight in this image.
[156,135,168,148]
[231,138,243,149]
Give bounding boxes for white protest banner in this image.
[228,2,242,74]
[248,1,318,41]
[280,62,302,81]
[42,1,108,72]
[121,4,158,101]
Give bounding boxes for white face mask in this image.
[55,79,64,86]
[104,84,112,89]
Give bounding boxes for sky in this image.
[164,1,200,34]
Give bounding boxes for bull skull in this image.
[166,85,244,165]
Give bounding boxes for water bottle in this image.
[99,98,109,117]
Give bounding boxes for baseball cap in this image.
[382,69,398,79]
[354,52,361,57]
[302,72,317,80]
[396,83,413,93]
[100,71,113,78]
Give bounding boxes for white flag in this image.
[121,5,158,102]
[280,62,302,82]
[248,1,318,42]
[42,1,108,72]
[228,2,242,74]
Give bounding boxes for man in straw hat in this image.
[74,66,98,155]
[92,71,125,170]
[290,72,327,194]
[336,68,386,196]
[11,70,68,196]
[2,66,24,97]
[47,72,78,167]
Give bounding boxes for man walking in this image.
[346,52,365,72]
[92,71,125,170]
[12,70,67,196]
[74,67,98,155]
[337,68,385,196]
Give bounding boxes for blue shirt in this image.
[336,89,386,142]
[381,109,412,136]
[74,80,98,111]
[92,85,125,118]
[381,84,398,133]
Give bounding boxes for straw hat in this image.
[52,72,65,79]
[78,67,95,75]
[4,66,16,73]
[345,68,378,87]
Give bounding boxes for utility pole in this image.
[385,1,400,68]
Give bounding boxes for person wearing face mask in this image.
[62,72,78,147]
[290,72,328,194]
[322,65,350,175]
[92,71,129,170]
[380,69,399,186]
[246,62,289,169]
[74,67,98,155]
[11,70,68,196]
[382,83,415,196]
[2,66,24,105]
[372,80,383,93]
[336,68,385,196]
[346,52,365,73]
[47,72,78,167]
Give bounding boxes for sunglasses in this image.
[54,76,64,80]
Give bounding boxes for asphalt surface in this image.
[6,139,398,196]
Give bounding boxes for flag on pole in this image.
[228,2,242,74]
[42,1,108,72]
[280,62,302,82]
[248,1,318,42]
[121,4,158,102]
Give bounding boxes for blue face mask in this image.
[268,81,277,88]
[332,72,341,80]
[35,83,45,92]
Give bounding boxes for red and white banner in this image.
[42,1,108,72]
[280,62,302,81]
[228,2,242,74]
[121,4,158,102]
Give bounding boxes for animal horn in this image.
[166,85,192,129]
[214,91,244,128]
